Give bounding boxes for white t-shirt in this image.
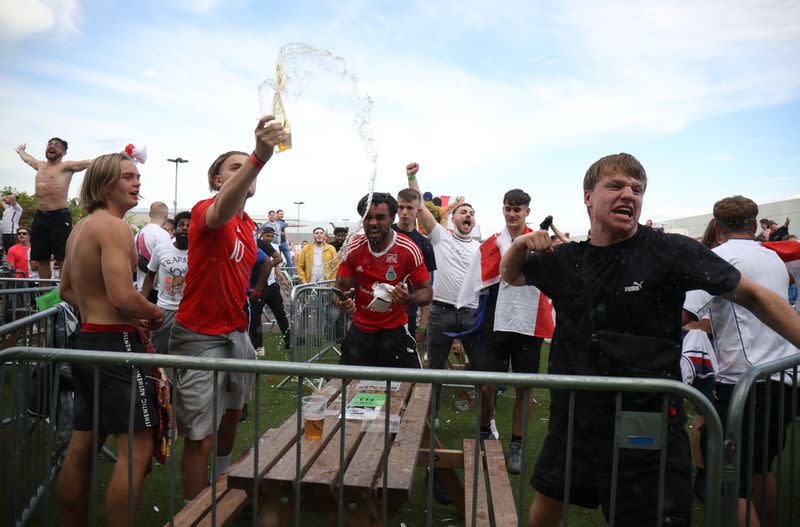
[146,242,189,310]
[310,244,325,283]
[1,202,23,235]
[27,247,39,279]
[267,242,280,285]
[428,223,479,308]
[135,223,172,290]
[684,239,797,384]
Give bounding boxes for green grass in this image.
[9,335,800,526]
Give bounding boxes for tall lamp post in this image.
[167,157,189,217]
[293,201,304,242]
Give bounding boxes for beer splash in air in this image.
[259,44,382,354]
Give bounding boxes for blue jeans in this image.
[279,241,295,274]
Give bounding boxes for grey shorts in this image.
[150,309,176,356]
[169,321,256,440]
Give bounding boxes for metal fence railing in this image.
[0,306,73,526]
[280,281,349,388]
[0,277,60,324]
[1,344,727,527]
[721,354,800,527]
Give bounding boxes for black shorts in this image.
[71,324,159,434]
[531,402,692,526]
[703,381,796,497]
[30,208,72,261]
[340,324,421,369]
[479,330,542,373]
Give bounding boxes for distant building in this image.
[657,197,800,239]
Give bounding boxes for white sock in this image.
[214,454,232,479]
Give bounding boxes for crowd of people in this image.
[5,122,800,527]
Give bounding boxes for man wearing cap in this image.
[258,227,291,349]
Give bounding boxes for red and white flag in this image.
[762,240,800,284]
[457,226,554,338]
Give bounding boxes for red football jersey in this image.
[176,197,256,335]
[337,231,429,333]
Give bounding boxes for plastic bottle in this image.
[454,399,470,412]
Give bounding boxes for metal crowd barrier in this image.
[280,281,349,388]
[721,354,800,527]
[0,307,73,526]
[0,277,60,324]
[0,346,726,527]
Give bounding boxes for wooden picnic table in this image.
[227,378,444,526]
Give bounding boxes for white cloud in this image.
[0,0,55,39]
[1,1,798,235]
[173,0,227,15]
[0,0,80,40]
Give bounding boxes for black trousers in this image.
[263,282,290,344]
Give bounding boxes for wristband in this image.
[250,152,266,169]
[407,174,416,180]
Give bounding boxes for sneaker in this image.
[424,470,453,505]
[506,441,522,474]
[489,418,500,440]
[433,417,439,430]
[239,403,248,422]
[255,346,264,356]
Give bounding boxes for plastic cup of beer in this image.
[302,396,327,440]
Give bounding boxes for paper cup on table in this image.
[302,396,328,440]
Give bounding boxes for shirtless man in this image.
[58,153,164,526]
[16,138,93,279]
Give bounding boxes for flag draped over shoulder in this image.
[762,240,800,283]
[680,328,718,385]
[457,226,554,339]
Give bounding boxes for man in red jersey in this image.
[333,192,432,368]
[169,116,288,501]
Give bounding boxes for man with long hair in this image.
[57,153,165,526]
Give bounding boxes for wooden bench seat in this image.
[167,467,250,527]
[463,439,517,527]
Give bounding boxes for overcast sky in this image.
[1,0,798,236]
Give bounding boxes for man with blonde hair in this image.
[57,153,165,526]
